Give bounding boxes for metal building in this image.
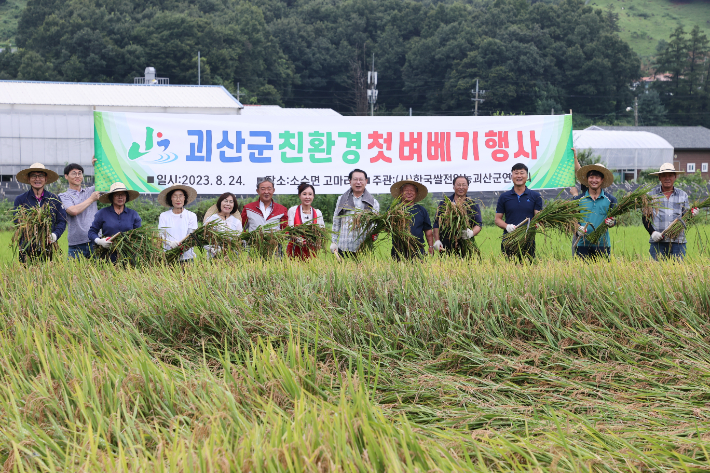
[0,78,243,180]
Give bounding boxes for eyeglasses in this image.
[351,178,367,183]
[29,173,46,179]
[68,172,83,177]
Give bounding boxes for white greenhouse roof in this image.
[241,105,341,117]
[0,80,243,109]
[573,130,674,170]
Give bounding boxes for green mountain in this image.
[590,0,710,58]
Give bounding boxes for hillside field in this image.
[590,0,710,58]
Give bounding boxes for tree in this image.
[637,89,667,125]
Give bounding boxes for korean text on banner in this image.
[93,112,575,194]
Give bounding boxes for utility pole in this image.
[367,53,378,117]
[198,51,200,85]
[471,79,483,116]
[634,96,638,126]
[236,82,241,102]
[551,108,554,115]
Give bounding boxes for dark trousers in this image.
[575,246,610,261]
[68,242,94,259]
[338,250,359,260]
[501,240,535,262]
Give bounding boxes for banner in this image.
[94,111,574,194]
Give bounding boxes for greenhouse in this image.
[573,128,674,181]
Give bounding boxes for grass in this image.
[591,0,710,58]
[1,247,710,470]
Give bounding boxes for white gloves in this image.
[651,231,663,242]
[433,240,444,251]
[691,207,700,217]
[167,241,179,249]
[330,243,338,254]
[50,233,57,243]
[576,225,587,237]
[461,229,474,240]
[94,237,112,249]
[605,217,616,228]
[506,224,516,233]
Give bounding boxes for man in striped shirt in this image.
[330,169,380,258]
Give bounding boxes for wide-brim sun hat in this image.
[98,182,140,204]
[203,203,241,224]
[577,163,614,189]
[157,184,197,208]
[650,163,685,175]
[390,180,428,203]
[16,163,59,185]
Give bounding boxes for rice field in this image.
[2,227,710,471]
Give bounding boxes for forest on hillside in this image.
[0,0,708,126]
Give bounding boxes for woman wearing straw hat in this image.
[644,163,697,261]
[13,163,67,262]
[204,192,243,257]
[572,163,618,260]
[286,182,325,259]
[157,184,198,263]
[88,182,141,262]
[390,179,433,260]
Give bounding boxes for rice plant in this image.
[1,254,710,471]
[8,199,62,261]
[93,225,164,266]
[585,184,662,244]
[284,221,331,253]
[165,219,243,263]
[241,221,287,258]
[350,197,421,256]
[436,195,480,258]
[502,198,585,252]
[662,194,710,241]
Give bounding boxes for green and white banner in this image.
[94,111,574,194]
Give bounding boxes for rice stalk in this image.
[285,221,331,253]
[350,197,421,256]
[165,220,243,263]
[94,225,164,266]
[9,199,62,261]
[436,195,480,258]
[241,222,287,258]
[585,184,662,244]
[502,199,585,252]
[661,194,710,241]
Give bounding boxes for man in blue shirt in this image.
[13,163,67,263]
[572,163,617,260]
[390,180,433,260]
[88,182,142,262]
[495,163,543,261]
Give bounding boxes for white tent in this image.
[573,129,674,179]
[0,80,243,178]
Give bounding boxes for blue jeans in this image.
[68,242,94,259]
[575,246,610,260]
[650,242,686,261]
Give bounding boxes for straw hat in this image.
[98,182,140,204]
[390,180,428,203]
[577,163,614,189]
[157,184,197,208]
[650,163,684,175]
[16,163,59,185]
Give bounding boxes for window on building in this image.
[687,163,696,173]
[703,163,709,173]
